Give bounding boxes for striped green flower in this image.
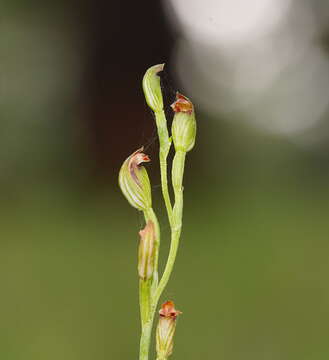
[171,93,196,153]
[118,148,152,211]
[142,64,165,113]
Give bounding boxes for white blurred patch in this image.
[165,0,329,141]
[167,0,292,47]
[248,48,329,135]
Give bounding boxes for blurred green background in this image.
[2,0,329,359]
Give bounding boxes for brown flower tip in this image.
[170,93,193,114]
[128,147,151,184]
[129,147,150,168]
[159,301,182,319]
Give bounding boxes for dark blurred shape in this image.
[81,0,175,178]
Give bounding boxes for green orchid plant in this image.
[119,64,196,360]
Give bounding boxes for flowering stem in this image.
[139,112,190,360]
[140,149,187,360]
[154,110,173,226]
[120,66,195,360]
[155,150,186,305]
[139,148,186,360]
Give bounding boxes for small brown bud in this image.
[156,301,182,359]
[171,93,194,114]
[171,93,196,153]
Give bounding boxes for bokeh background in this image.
[2,0,329,359]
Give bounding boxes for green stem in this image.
[154,110,173,226]
[154,150,186,305]
[139,299,158,360]
[140,146,187,360]
[139,317,153,360]
[139,279,151,326]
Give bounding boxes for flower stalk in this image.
[143,64,173,226]
[119,64,196,360]
[155,93,196,305]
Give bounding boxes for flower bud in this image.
[118,148,152,211]
[156,301,182,359]
[138,220,156,280]
[142,64,165,112]
[171,93,196,152]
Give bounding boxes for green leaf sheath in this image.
[143,207,160,291]
[139,207,160,360]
